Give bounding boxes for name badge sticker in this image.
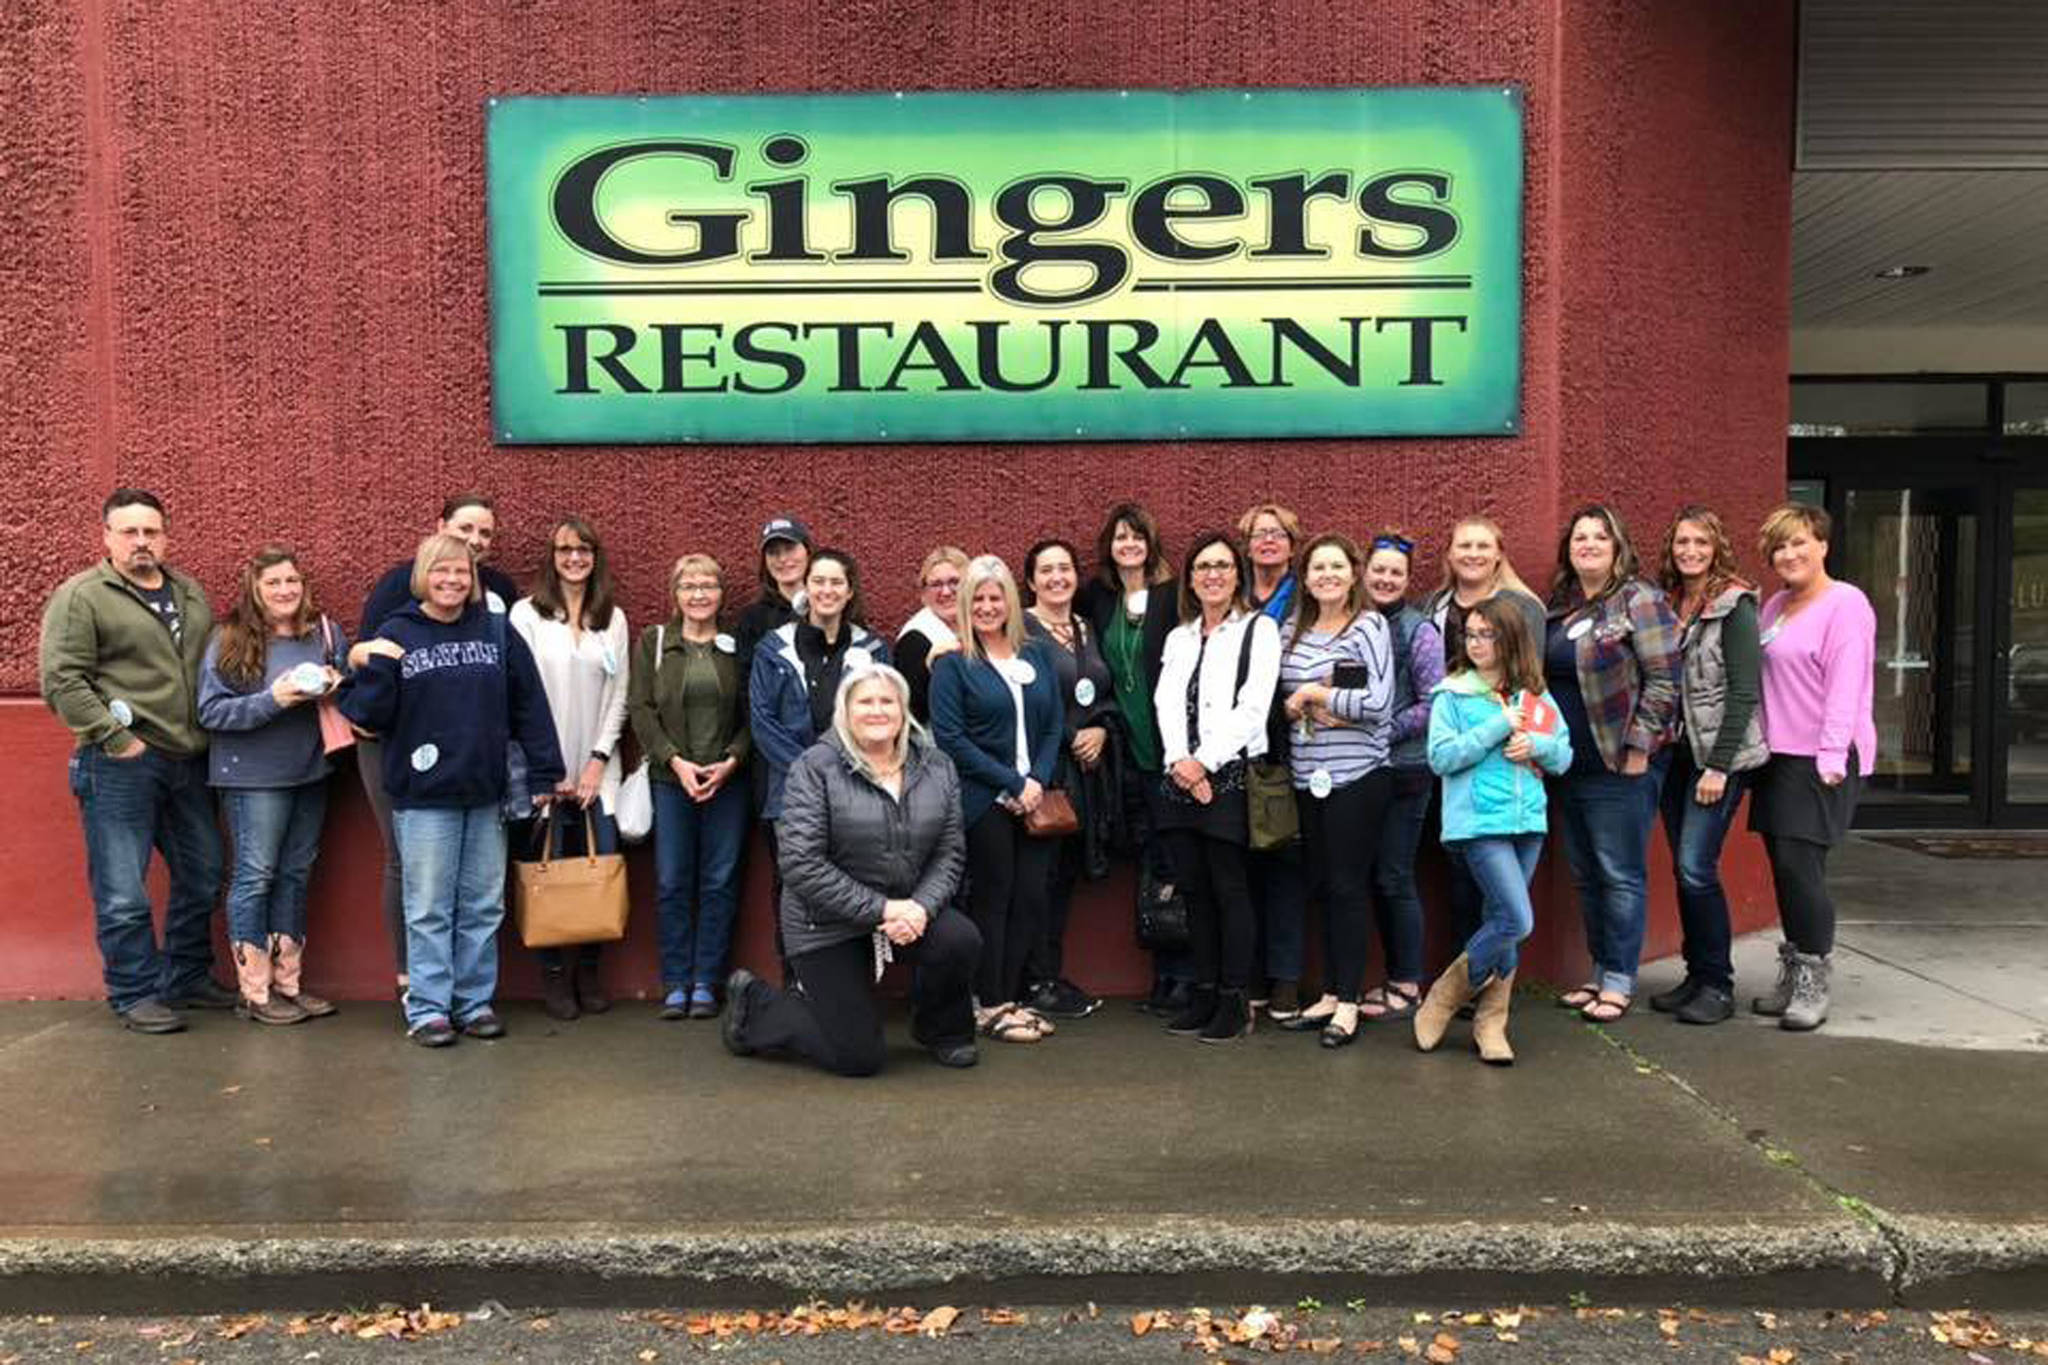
[1308,767,1334,800]
[1074,677,1097,708]
[715,632,736,654]
[1759,624,1782,646]
[108,699,134,727]
[1566,619,1593,642]
[411,743,440,772]
[599,643,619,677]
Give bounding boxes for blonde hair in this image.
[669,552,725,595]
[1758,503,1832,558]
[917,545,969,588]
[831,664,924,779]
[1436,516,1536,600]
[409,532,481,604]
[1236,501,1304,550]
[959,554,1026,659]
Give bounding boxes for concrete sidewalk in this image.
[2,837,2043,1312]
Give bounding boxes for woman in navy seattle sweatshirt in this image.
[340,534,564,1047]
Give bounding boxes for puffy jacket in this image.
[1427,670,1573,841]
[775,732,965,961]
[748,619,890,820]
[1678,585,1768,774]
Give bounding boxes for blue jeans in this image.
[1658,747,1747,992]
[1249,843,1306,987]
[392,804,507,1029]
[1372,775,1431,982]
[220,783,328,947]
[69,746,224,1012]
[1555,751,1671,997]
[1456,833,1543,986]
[653,779,749,989]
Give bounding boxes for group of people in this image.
[39,487,1876,1073]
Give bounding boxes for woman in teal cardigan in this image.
[930,554,1062,1043]
[1415,594,1572,1065]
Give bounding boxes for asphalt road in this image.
[3,1301,2043,1363]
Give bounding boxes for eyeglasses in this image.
[923,577,961,592]
[1371,534,1415,555]
[1465,627,1499,641]
[676,582,720,597]
[1248,528,1291,543]
[553,545,594,559]
[1192,561,1237,577]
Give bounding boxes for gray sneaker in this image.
[1780,953,1831,1032]
[119,999,187,1034]
[1750,941,1799,1017]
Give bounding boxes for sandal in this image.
[1581,991,1632,1023]
[978,1005,1044,1044]
[1357,983,1421,1022]
[1320,1003,1361,1049]
[1558,984,1600,1011]
[1016,1006,1056,1036]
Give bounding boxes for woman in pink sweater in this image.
[1748,503,1877,1032]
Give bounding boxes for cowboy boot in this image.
[233,942,305,1026]
[1471,970,1517,1066]
[271,935,335,1018]
[1413,954,1480,1052]
[1780,953,1832,1032]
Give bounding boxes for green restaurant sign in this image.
[486,89,1523,443]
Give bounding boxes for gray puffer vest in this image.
[1679,585,1769,773]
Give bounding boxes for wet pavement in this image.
[2,837,2043,1312]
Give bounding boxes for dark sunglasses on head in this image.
[1371,534,1415,555]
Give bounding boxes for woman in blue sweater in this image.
[340,533,564,1047]
[198,545,350,1025]
[931,554,1063,1044]
[1417,595,1572,1065]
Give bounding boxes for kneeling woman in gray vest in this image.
[723,664,981,1075]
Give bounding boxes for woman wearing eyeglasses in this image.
[1358,529,1443,1022]
[1236,502,1309,1019]
[896,546,969,725]
[1153,531,1282,1044]
[509,516,630,1021]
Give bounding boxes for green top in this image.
[1706,594,1761,773]
[1103,600,1161,772]
[628,621,752,778]
[40,561,214,757]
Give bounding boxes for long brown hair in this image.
[1287,532,1367,650]
[1448,594,1545,698]
[1094,501,1173,589]
[1658,505,1753,613]
[1549,503,1643,608]
[529,515,617,630]
[214,545,319,689]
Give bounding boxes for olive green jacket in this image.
[39,561,214,758]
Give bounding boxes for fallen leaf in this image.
[918,1305,959,1338]
[217,1315,267,1339]
[1132,1311,1155,1337]
[982,1307,1026,1325]
[220,1085,242,1095]
[1397,1334,1421,1355]
[1767,1349,1797,1364]
[528,1317,553,1332]
[1755,1311,1780,1330]
[1490,1310,1523,1330]
[638,1351,658,1362]
[1306,1339,1343,1354]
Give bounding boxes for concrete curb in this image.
[0,1217,1901,1313]
[1888,1217,2048,1305]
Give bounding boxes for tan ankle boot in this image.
[1414,954,1479,1052]
[271,935,335,1017]
[1471,970,1516,1065]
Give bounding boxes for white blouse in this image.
[509,598,631,814]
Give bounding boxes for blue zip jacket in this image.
[337,600,565,810]
[1427,670,1573,841]
[747,619,890,820]
[930,639,1063,830]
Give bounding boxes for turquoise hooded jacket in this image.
[1427,670,1573,841]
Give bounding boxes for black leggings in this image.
[1301,769,1393,1002]
[1762,834,1836,956]
[1161,828,1255,990]
[735,909,982,1076]
[965,808,1055,1006]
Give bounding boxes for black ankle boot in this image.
[1165,985,1218,1035]
[1199,989,1253,1044]
[541,964,578,1021]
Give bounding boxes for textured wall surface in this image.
[1,0,1795,1000]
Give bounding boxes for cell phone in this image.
[1331,663,1372,690]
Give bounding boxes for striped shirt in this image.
[1278,613,1396,789]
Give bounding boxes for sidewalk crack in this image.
[1580,1021,1912,1303]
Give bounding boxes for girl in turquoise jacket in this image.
[1415,595,1571,1064]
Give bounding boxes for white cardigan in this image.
[509,598,631,814]
[1154,610,1281,772]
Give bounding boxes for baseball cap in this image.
[760,515,814,550]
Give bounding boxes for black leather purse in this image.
[1135,860,1191,952]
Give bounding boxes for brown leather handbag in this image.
[510,807,630,948]
[1023,787,1080,838]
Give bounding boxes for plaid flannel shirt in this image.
[1548,577,1680,772]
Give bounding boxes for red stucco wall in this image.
[1,0,1795,1003]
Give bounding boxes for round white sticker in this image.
[1308,767,1334,800]
[288,662,328,695]
[845,647,873,671]
[1566,618,1593,641]
[1074,677,1097,707]
[715,632,736,654]
[998,658,1036,687]
[486,590,507,615]
[108,699,133,727]
[1759,624,1782,646]
[410,743,440,772]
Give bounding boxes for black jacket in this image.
[775,732,965,960]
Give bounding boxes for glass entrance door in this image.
[1837,484,1980,817]
[2002,488,2048,811]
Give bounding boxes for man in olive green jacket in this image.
[39,489,229,1033]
